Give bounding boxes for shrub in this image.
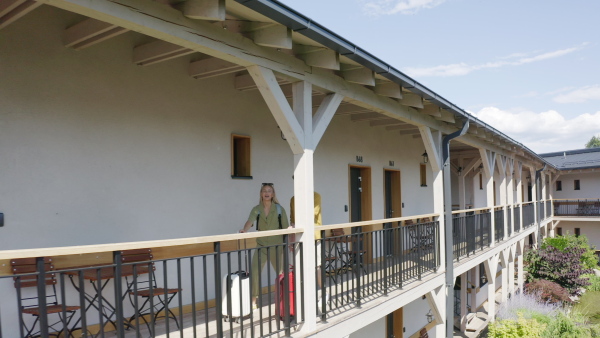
[542,310,591,338]
[526,245,593,296]
[586,274,600,292]
[525,279,572,304]
[488,312,546,338]
[543,234,598,270]
[496,291,561,321]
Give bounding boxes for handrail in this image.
[0,227,304,260]
[552,198,600,201]
[318,213,440,231]
[522,201,535,206]
[451,206,491,215]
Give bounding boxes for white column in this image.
[530,168,538,247]
[458,158,466,211]
[460,272,468,332]
[484,256,498,322]
[516,162,523,232]
[498,171,507,241]
[508,253,515,298]
[470,267,477,313]
[480,150,496,246]
[500,253,508,304]
[517,252,524,293]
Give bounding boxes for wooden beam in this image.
[370,118,402,127]
[294,45,340,70]
[252,24,292,49]
[467,124,478,135]
[64,18,128,50]
[479,149,496,178]
[342,67,375,86]
[419,126,441,171]
[425,287,445,325]
[436,109,456,123]
[420,104,442,117]
[334,104,370,115]
[399,92,423,109]
[180,0,225,21]
[133,40,194,66]
[189,57,244,79]
[350,112,386,122]
[247,65,304,154]
[0,0,42,30]
[234,73,289,91]
[374,82,403,99]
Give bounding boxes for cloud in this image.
[470,107,600,153]
[404,45,586,77]
[553,85,600,103]
[363,0,447,15]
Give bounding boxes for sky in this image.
[278,0,600,153]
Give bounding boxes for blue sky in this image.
[278,0,600,153]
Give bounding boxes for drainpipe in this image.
[443,119,469,338]
[535,165,546,244]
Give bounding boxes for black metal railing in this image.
[523,203,535,228]
[507,206,512,236]
[513,205,521,231]
[554,199,600,217]
[545,200,551,219]
[318,220,440,317]
[453,211,491,261]
[494,209,505,243]
[1,236,302,338]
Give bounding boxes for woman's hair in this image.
[259,183,280,205]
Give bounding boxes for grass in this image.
[576,291,600,324]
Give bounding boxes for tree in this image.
[586,135,600,148]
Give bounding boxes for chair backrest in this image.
[11,257,59,309]
[331,228,345,237]
[404,219,414,226]
[420,217,431,223]
[121,249,156,290]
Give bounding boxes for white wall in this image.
[403,296,435,338]
[350,317,386,338]
[553,172,600,200]
[556,220,600,248]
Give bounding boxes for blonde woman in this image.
[240,183,289,309]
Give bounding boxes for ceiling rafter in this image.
[133,40,195,66]
[64,18,128,50]
[189,57,244,79]
[0,0,42,30]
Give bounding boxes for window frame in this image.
[231,134,252,179]
[574,179,581,190]
[556,180,562,191]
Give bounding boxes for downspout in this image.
[535,165,546,244]
[443,119,469,338]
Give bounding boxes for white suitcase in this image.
[222,271,251,323]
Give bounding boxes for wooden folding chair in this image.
[11,257,80,338]
[121,249,181,331]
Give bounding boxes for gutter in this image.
[235,0,556,170]
[442,119,470,337]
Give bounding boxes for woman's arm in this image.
[240,220,253,233]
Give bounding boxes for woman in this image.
[240,183,289,309]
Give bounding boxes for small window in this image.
[574,180,580,190]
[479,173,483,190]
[556,180,562,191]
[556,227,563,236]
[420,164,427,187]
[231,134,252,179]
[479,262,488,287]
[575,228,581,237]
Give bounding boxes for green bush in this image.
[543,234,598,269]
[488,313,546,338]
[586,275,600,292]
[542,311,591,338]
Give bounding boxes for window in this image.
[479,263,488,287]
[231,134,252,178]
[556,180,562,191]
[575,228,581,237]
[479,173,483,190]
[574,180,580,190]
[420,164,427,187]
[556,227,563,236]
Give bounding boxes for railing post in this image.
[383,227,388,296]
[112,251,125,338]
[36,257,49,338]
[214,242,223,337]
[417,223,422,280]
[354,229,361,308]
[283,235,291,336]
[320,231,327,321]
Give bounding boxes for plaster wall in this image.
[552,172,600,200]
[350,317,386,338]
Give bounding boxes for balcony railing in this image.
[545,200,551,219]
[452,208,491,261]
[523,202,535,228]
[494,208,505,243]
[513,205,521,231]
[553,199,600,217]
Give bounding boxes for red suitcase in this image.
[275,268,295,321]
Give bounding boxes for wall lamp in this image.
[526,176,531,183]
[426,310,434,323]
[422,152,429,164]
[478,163,483,173]
[457,167,463,176]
